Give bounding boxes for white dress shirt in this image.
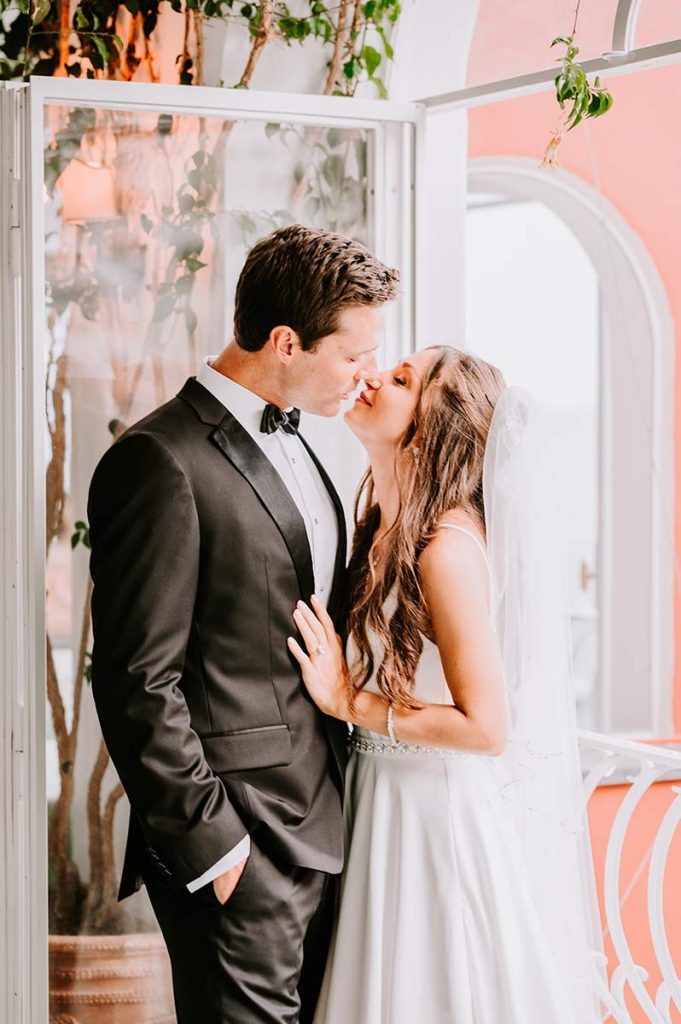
[186,356,339,892]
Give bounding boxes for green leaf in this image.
[140,212,153,234]
[326,127,342,149]
[152,293,176,322]
[343,57,358,80]
[321,154,344,191]
[70,521,91,549]
[588,92,601,116]
[185,307,198,333]
[32,0,51,27]
[376,25,394,59]
[186,256,207,272]
[362,44,381,78]
[175,274,192,295]
[92,34,110,65]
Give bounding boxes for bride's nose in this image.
[363,374,383,391]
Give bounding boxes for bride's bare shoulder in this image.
[422,510,486,552]
[438,508,484,534]
[419,509,487,579]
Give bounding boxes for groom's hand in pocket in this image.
[213,856,248,905]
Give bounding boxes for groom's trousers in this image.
[143,835,335,1024]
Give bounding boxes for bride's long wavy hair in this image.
[346,346,506,710]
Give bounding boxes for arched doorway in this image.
[467,155,675,735]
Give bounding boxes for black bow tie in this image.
[259,403,301,436]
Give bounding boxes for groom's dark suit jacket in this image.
[87,377,348,901]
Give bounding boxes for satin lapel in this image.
[211,412,315,601]
[296,435,351,784]
[298,434,348,617]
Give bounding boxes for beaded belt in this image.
[348,731,473,761]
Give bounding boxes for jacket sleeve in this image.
[87,431,248,887]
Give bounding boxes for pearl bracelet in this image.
[386,700,397,746]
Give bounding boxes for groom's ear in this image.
[269,324,301,365]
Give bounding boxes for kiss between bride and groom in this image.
[87,225,606,1024]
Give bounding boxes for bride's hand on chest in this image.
[287,596,351,719]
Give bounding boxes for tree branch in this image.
[193,9,204,87]
[69,575,93,745]
[238,0,275,87]
[323,0,351,95]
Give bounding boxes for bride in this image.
[288,345,607,1023]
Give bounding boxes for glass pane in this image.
[43,101,375,1021]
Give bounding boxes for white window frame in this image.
[1,75,421,1024]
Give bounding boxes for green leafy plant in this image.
[1,0,401,92]
[551,34,612,132]
[542,3,613,168]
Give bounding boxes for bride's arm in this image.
[353,531,506,754]
[288,531,508,756]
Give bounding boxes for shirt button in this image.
[291,457,296,464]
[320,586,325,593]
[313,517,319,525]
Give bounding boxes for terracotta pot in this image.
[49,933,175,1024]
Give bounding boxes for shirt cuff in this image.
[185,834,251,893]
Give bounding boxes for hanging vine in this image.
[541,0,613,168]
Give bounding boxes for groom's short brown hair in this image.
[233,224,400,352]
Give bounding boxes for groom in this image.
[87,224,400,1023]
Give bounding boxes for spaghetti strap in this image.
[438,523,491,574]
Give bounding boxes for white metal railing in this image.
[579,730,681,1023]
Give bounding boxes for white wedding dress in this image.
[314,525,588,1024]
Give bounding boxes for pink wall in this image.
[468,7,681,1016]
[468,2,681,734]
